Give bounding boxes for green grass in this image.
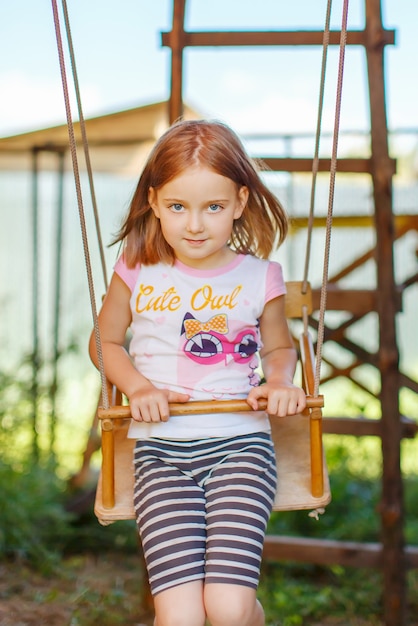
[259,564,383,625]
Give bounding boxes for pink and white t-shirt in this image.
[114,253,286,440]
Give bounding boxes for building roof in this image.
[0,100,200,174]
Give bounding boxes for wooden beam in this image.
[263,536,418,570]
[169,0,186,123]
[322,416,418,439]
[162,29,395,48]
[311,286,403,314]
[365,0,405,622]
[289,214,418,231]
[261,156,396,174]
[399,372,418,395]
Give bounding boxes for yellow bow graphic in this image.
[184,314,229,339]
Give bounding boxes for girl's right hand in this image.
[129,386,190,422]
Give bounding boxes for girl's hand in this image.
[246,382,306,417]
[129,386,190,422]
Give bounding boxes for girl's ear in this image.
[234,186,249,219]
[148,187,160,217]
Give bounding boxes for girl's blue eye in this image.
[208,204,221,212]
[170,203,184,212]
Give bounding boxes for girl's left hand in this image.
[246,382,307,417]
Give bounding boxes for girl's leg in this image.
[202,433,277,626]
[133,440,207,623]
[154,580,206,626]
[204,583,264,626]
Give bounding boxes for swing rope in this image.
[50,0,109,410]
[313,0,350,396]
[301,0,350,397]
[302,0,332,294]
[52,0,349,406]
[60,0,109,291]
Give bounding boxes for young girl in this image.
[90,119,306,626]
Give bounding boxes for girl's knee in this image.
[204,584,264,626]
[153,581,206,626]
[154,604,206,626]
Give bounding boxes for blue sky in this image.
[0,0,416,138]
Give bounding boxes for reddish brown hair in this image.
[114,119,288,266]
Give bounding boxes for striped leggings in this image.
[133,432,277,596]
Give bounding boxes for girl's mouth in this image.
[185,238,206,245]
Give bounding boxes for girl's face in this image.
[148,165,248,270]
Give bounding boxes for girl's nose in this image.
[186,210,204,233]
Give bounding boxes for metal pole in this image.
[31,148,40,463]
[49,149,65,461]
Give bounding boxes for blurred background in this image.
[0,2,417,625]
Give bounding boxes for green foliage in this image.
[0,461,138,573]
[0,355,139,573]
[404,475,418,544]
[259,562,383,625]
[0,346,84,468]
[0,360,35,463]
[0,461,74,573]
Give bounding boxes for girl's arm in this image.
[246,295,306,416]
[89,272,189,422]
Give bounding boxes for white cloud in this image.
[220,92,320,135]
[190,64,328,136]
[0,72,102,136]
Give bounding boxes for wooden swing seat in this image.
[94,282,331,525]
[94,409,330,525]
